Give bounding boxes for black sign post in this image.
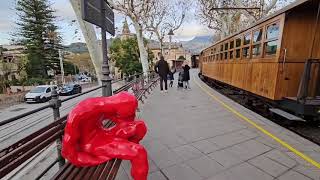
[81,0,115,97]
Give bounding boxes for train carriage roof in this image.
[201,0,315,53]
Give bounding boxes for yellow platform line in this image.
[193,77,320,169]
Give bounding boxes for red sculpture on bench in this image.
[62,92,149,180]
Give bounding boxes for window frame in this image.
[235,36,242,60]
[263,21,280,57]
[242,32,252,59]
[229,39,235,61]
[251,28,263,58]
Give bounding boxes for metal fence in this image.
[0,72,158,179]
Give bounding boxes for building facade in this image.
[0,45,26,81]
[149,43,192,70]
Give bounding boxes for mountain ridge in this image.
[65,35,214,54]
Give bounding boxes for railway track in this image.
[0,89,102,148]
[202,78,320,146]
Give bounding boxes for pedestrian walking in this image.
[183,64,191,89]
[154,56,169,92]
[168,66,176,87]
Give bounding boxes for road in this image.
[0,81,126,148]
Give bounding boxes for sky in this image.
[0,0,212,45]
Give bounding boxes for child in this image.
[168,67,176,87]
[177,71,184,89]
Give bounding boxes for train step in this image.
[269,108,306,122]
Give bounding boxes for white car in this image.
[24,85,56,103]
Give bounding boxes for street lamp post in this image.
[58,49,65,85]
[168,29,174,68]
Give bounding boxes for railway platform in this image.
[117,69,320,180]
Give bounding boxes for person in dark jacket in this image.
[183,64,191,89]
[168,66,176,87]
[154,56,170,92]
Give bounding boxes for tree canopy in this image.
[110,37,154,76]
[15,0,58,78]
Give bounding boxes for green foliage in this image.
[63,61,79,75]
[110,37,141,75]
[178,55,186,60]
[15,0,57,78]
[110,37,155,75]
[10,77,50,86]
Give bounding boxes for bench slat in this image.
[56,164,75,180]
[108,159,122,180]
[0,124,65,169]
[65,167,82,180]
[0,130,64,178]
[50,162,71,180]
[73,165,90,180]
[97,160,116,180]
[91,162,111,180]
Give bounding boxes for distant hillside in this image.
[65,36,214,55]
[181,35,214,54]
[66,40,113,53]
[66,42,88,53]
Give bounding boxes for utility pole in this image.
[58,49,65,85]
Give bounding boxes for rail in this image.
[0,71,159,179]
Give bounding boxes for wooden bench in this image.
[51,120,121,180]
[0,76,159,180]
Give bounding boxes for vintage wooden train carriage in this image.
[199,0,320,119]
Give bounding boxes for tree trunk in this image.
[70,0,103,84]
[155,31,164,55]
[133,22,150,76]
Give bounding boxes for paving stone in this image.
[162,163,203,180]
[115,166,131,180]
[248,155,289,177]
[208,149,243,168]
[141,139,168,154]
[148,171,167,180]
[228,162,273,180]
[191,140,221,154]
[158,134,188,149]
[277,170,312,180]
[207,171,236,180]
[227,139,272,161]
[294,165,320,180]
[186,155,224,178]
[207,130,254,149]
[264,150,297,168]
[172,144,204,161]
[148,147,183,169]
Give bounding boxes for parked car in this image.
[59,84,82,96]
[25,85,53,103]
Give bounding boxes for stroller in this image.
[177,71,184,89]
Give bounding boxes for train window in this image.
[242,47,250,58]
[230,51,234,59]
[236,38,241,47]
[266,22,279,40]
[224,52,228,60]
[252,44,261,57]
[265,40,278,55]
[236,49,241,58]
[243,33,251,45]
[253,29,263,43]
[224,43,228,51]
[230,40,234,49]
